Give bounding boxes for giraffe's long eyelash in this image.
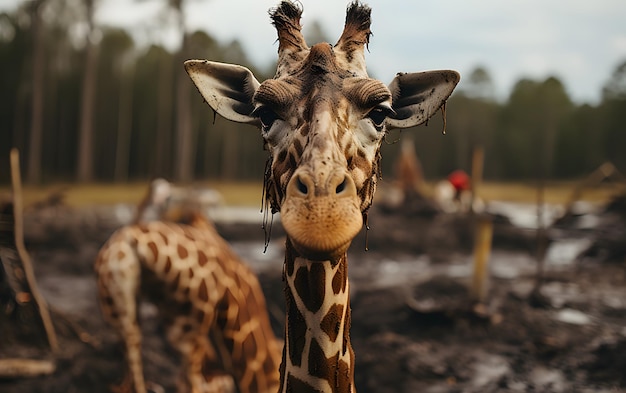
[252,106,280,131]
[365,105,396,130]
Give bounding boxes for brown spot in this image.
[294,264,325,313]
[273,167,286,203]
[320,304,343,342]
[332,265,345,295]
[286,292,306,367]
[198,280,209,302]
[287,152,297,169]
[224,336,235,354]
[266,349,278,376]
[171,271,181,291]
[241,332,258,359]
[195,309,206,324]
[177,244,188,259]
[201,353,221,376]
[351,152,369,176]
[341,259,348,292]
[164,257,172,274]
[285,244,296,276]
[188,267,194,279]
[292,138,303,158]
[337,358,352,393]
[116,250,125,260]
[343,302,352,356]
[248,377,259,393]
[103,296,114,306]
[308,338,333,381]
[216,297,229,330]
[346,155,354,170]
[277,149,288,166]
[198,251,208,267]
[286,373,320,393]
[182,322,193,333]
[158,231,169,245]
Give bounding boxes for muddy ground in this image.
[1,196,625,393]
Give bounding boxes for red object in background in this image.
[447,170,471,191]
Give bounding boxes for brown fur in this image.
[95,185,281,393]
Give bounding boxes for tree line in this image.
[1,0,625,185]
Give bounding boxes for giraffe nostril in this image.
[296,177,308,195]
[335,178,347,194]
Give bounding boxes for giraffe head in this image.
[134,178,223,229]
[185,1,459,261]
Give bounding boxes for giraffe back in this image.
[95,211,281,393]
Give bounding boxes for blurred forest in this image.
[1,0,625,185]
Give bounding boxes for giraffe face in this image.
[252,42,396,259]
[185,1,460,260]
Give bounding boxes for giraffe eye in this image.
[252,106,279,132]
[366,105,395,130]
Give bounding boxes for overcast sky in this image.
[3,0,626,104]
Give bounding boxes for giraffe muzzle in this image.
[281,169,363,260]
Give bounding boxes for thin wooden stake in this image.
[470,215,493,303]
[10,148,58,352]
[470,146,484,212]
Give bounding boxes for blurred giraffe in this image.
[95,179,281,393]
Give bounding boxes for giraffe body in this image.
[185,2,460,391]
[96,202,281,393]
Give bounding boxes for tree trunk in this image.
[114,65,135,182]
[76,0,98,182]
[154,55,173,177]
[26,0,46,184]
[174,33,193,182]
[76,39,98,182]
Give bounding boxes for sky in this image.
[2,0,626,104]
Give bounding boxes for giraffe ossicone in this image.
[186,1,459,392]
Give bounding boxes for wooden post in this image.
[10,148,58,352]
[470,146,484,212]
[470,215,493,303]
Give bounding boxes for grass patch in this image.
[477,181,624,205]
[1,180,623,208]
[0,181,265,208]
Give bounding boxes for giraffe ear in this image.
[184,60,261,125]
[386,70,460,130]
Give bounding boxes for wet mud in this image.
[1,200,625,393]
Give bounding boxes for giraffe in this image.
[95,179,282,393]
[184,2,459,391]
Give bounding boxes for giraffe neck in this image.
[279,241,355,393]
[208,245,283,393]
